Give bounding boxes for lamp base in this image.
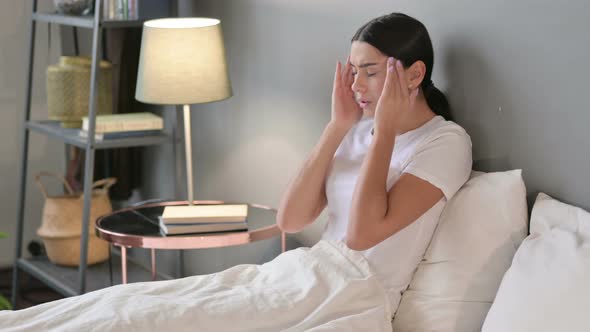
[161,204,248,222]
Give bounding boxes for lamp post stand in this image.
[183,104,194,206]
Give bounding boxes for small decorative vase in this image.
[46,56,113,128]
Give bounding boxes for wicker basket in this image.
[35,172,116,266]
[47,56,113,128]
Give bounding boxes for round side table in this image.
[96,200,285,283]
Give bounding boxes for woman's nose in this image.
[351,75,366,94]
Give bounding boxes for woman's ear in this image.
[406,60,426,89]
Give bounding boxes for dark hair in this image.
[352,13,451,120]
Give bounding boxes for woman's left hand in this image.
[373,57,419,138]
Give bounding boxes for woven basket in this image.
[47,56,113,128]
[35,172,116,266]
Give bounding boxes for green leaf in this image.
[0,295,12,310]
[0,232,7,239]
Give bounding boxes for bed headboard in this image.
[421,2,590,212]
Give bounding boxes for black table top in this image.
[96,201,277,238]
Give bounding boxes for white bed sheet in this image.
[0,240,392,332]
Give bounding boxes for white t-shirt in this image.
[321,114,472,311]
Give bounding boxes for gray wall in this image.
[0,1,66,267]
[145,0,590,275]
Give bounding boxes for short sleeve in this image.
[403,128,473,200]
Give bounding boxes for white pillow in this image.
[392,170,528,332]
[481,193,590,332]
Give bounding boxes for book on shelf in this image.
[79,129,163,140]
[158,218,248,235]
[82,112,163,133]
[160,204,248,224]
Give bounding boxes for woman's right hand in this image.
[330,58,363,132]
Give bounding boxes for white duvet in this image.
[0,241,393,332]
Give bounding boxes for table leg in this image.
[177,250,185,278]
[281,231,286,253]
[121,246,128,284]
[151,248,156,281]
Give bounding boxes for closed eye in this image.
[352,71,377,77]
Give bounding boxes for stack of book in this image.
[159,204,249,235]
[79,112,164,140]
[103,0,139,20]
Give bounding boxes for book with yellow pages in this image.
[82,112,163,133]
[160,204,248,224]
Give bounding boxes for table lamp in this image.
[135,17,232,212]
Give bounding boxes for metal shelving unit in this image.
[26,121,171,149]
[32,12,150,28]
[12,0,177,306]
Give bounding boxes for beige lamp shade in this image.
[135,18,232,105]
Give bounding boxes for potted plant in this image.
[0,232,12,310]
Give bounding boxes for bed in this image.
[2,168,589,332]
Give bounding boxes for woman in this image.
[0,13,472,332]
[277,12,472,309]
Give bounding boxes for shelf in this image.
[32,12,146,29]
[14,2,180,306]
[26,121,172,149]
[101,18,148,29]
[17,253,173,297]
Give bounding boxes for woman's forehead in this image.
[350,41,387,66]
